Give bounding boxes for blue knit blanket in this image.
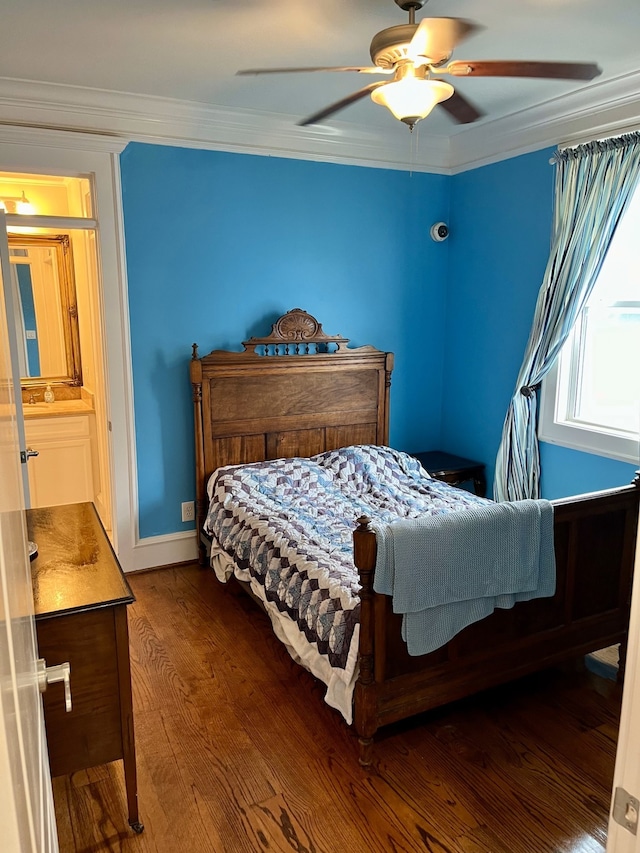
[373,499,556,656]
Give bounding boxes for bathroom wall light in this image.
[0,191,36,215]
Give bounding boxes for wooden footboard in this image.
[353,476,640,766]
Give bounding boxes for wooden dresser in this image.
[27,502,143,833]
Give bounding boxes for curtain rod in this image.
[550,125,640,163]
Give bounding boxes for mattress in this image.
[204,444,488,723]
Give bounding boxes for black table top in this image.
[411,450,485,473]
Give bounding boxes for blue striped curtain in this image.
[494,132,640,501]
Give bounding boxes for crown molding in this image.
[0,72,638,174]
[0,77,451,173]
[0,119,127,154]
[448,70,640,173]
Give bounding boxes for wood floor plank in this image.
[51,563,621,853]
[502,684,620,789]
[432,717,606,849]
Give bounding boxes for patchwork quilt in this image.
[204,445,488,678]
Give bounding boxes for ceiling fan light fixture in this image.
[238,1,600,130]
[371,76,454,127]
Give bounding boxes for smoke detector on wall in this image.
[430,222,449,242]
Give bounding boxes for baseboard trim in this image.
[130,529,199,572]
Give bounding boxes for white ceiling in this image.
[0,0,639,171]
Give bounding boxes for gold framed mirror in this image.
[8,233,82,390]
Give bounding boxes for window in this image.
[539,185,640,464]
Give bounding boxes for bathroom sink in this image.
[23,400,93,417]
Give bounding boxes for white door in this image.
[0,210,58,851]
[607,512,640,852]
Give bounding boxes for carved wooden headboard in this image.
[190,308,394,542]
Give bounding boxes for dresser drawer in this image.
[36,606,125,776]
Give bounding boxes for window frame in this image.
[539,173,640,466]
[539,316,640,464]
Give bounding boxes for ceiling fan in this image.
[237,0,601,131]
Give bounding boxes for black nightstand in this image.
[411,450,487,497]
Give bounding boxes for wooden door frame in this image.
[0,127,137,570]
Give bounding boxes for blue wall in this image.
[16,264,40,376]
[121,141,637,540]
[444,147,637,499]
[539,443,638,499]
[444,149,554,491]
[120,143,450,537]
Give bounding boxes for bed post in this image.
[190,344,207,566]
[353,515,378,766]
[383,353,393,445]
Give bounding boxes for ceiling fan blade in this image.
[237,66,390,76]
[443,59,602,80]
[438,91,484,124]
[297,81,388,127]
[408,18,480,65]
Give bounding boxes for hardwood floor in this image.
[52,563,622,853]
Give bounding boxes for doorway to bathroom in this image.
[0,171,113,536]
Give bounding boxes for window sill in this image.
[538,421,639,464]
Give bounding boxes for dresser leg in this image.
[114,606,143,832]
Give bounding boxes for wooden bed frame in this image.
[191,308,640,765]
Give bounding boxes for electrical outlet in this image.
[181,501,195,523]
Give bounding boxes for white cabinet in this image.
[25,414,95,507]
